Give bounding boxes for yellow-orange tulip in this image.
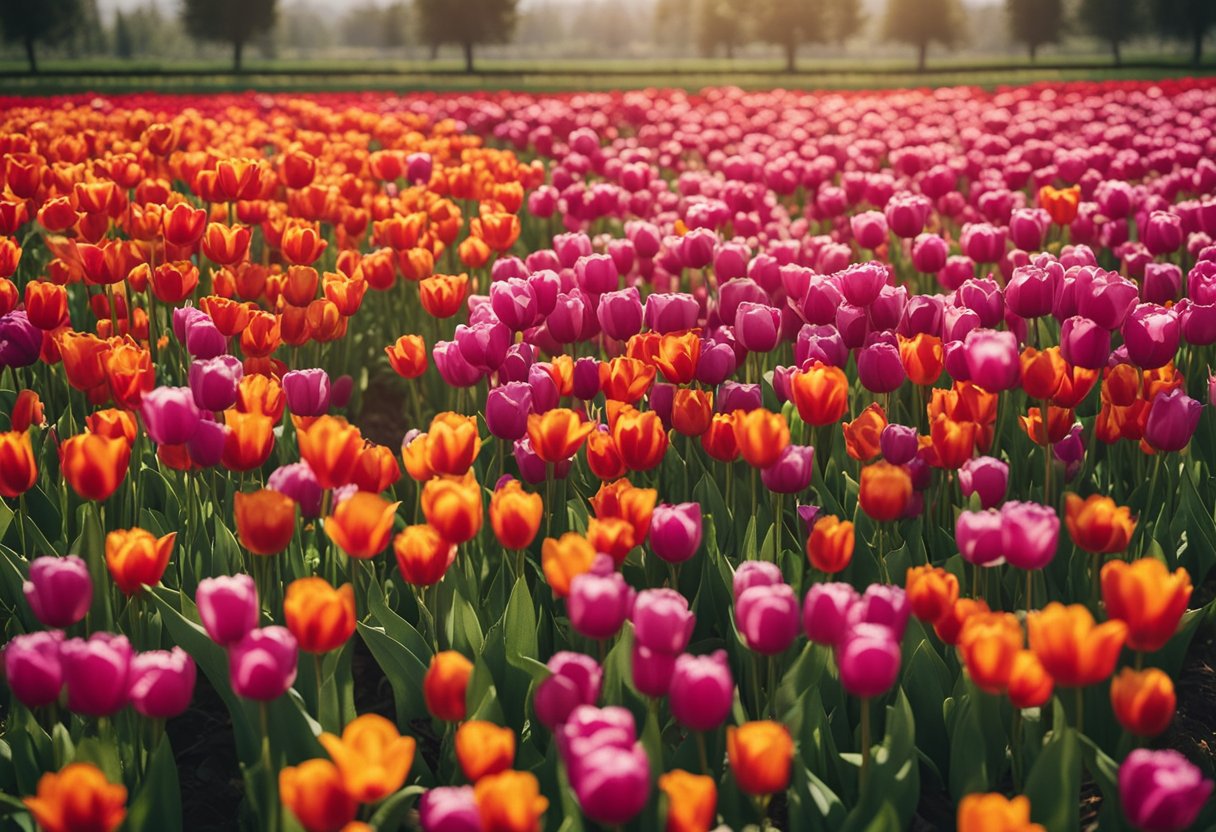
[456,720,516,782]
[1110,667,1176,737]
[318,713,416,803]
[325,492,400,559]
[234,489,297,556]
[284,578,355,654]
[23,763,127,832]
[1064,493,1136,554]
[1100,558,1192,652]
[727,721,793,795]
[1027,603,1127,687]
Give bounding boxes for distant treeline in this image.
[0,0,1211,74]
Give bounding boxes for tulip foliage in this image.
[2,80,1216,832]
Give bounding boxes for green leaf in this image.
[503,576,543,678]
[902,639,950,780]
[120,737,182,832]
[356,621,431,729]
[367,784,426,831]
[1024,726,1082,832]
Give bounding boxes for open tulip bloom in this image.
[2,79,1216,832]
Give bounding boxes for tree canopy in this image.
[180,0,277,71]
[417,0,520,73]
[1006,0,1064,59]
[0,0,82,72]
[883,0,966,71]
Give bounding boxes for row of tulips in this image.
[1,79,1215,832]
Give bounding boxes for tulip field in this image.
[3,79,1216,832]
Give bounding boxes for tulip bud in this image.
[568,557,634,641]
[229,626,298,701]
[958,456,1009,509]
[735,583,800,655]
[61,633,132,716]
[837,623,901,698]
[802,582,858,646]
[669,650,733,731]
[1118,749,1212,832]
[3,630,64,707]
[129,647,196,718]
[23,555,92,629]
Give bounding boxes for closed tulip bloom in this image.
[1060,316,1112,370]
[282,368,331,417]
[837,622,902,698]
[421,475,482,545]
[788,361,850,427]
[571,741,651,826]
[279,759,357,832]
[229,626,297,700]
[319,713,416,803]
[804,514,854,574]
[420,787,481,832]
[220,411,276,473]
[386,334,428,379]
[849,584,911,638]
[899,332,945,385]
[963,329,1020,392]
[631,640,677,696]
[659,769,717,832]
[727,721,794,795]
[23,555,92,629]
[761,444,814,493]
[3,630,64,707]
[485,383,532,441]
[912,233,948,273]
[60,632,131,716]
[11,389,44,433]
[23,763,127,832]
[1144,388,1201,452]
[1111,667,1176,737]
[541,533,597,598]
[632,588,695,655]
[457,721,516,782]
[959,612,1022,693]
[1028,603,1127,687]
[905,565,959,623]
[733,408,790,469]
[393,524,457,586]
[645,292,699,334]
[139,386,201,446]
[734,302,781,353]
[433,340,483,387]
[736,582,800,655]
[671,388,713,437]
[717,381,761,414]
[1122,305,1180,371]
[284,578,355,654]
[701,412,740,461]
[60,434,127,502]
[957,456,1008,509]
[128,647,196,718]
[956,793,1045,832]
[669,650,733,731]
[844,404,887,462]
[1142,263,1182,305]
[1143,211,1183,256]
[600,356,656,404]
[648,503,702,564]
[1101,559,1192,652]
[474,770,548,832]
[189,355,243,412]
[654,330,701,385]
[851,210,888,248]
[802,582,858,646]
[456,320,511,372]
[999,501,1060,570]
[527,408,594,463]
[612,406,668,472]
[1064,492,1135,554]
[105,528,176,595]
[424,412,481,476]
[196,574,259,646]
[534,652,602,729]
[597,287,644,341]
[857,337,906,393]
[327,492,400,558]
[235,489,297,555]
[859,461,912,523]
[1007,649,1054,709]
[425,650,473,721]
[956,510,1005,567]
[569,560,634,640]
[1119,749,1213,832]
[489,479,543,550]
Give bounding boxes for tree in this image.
[825,0,865,46]
[697,0,750,58]
[181,0,277,71]
[1152,0,1213,66]
[882,0,965,71]
[114,11,134,59]
[758,0,828,71]
[1006,0,1063,59]
[0,0,81,73]
[1078,0,1143,65]
[416,0,518,73]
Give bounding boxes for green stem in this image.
[860,697,872,795]
[696,730,710,775]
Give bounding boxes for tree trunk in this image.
[725,41,734,60]
[24,37,37,74]
[463,42,474,73]
[1111,40,1121,67]
[233,39,244,72]
[1193,29,1203,68]
[917,41,927,73]
[428,43,439,60]
[784,41,796,72]
[1029,43,1037,61]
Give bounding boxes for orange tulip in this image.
[1007,650,1054,709]
[1110,667,1176,737]
[12,390,44,433]
[399,246,435,282]
[284,577,355,654]
[934,597,989,646]
[727,721,793,795]
[104,342,154,410]
[318,713,416,804]
[421,475,483,545]
[659,769,717,832]
[858,461,912,522]
[161,202,207,248]
[626,331,662,366]
[671,389,713,437]
[1018,406,1075,446]
[86,409,138,444]
[957,793,1045,832]
[393,524,457,586]
[1064,493,1136,554]
[458,236,492,269]
[733,408,790,468]
[234,489,297,556]
[221,411,275,472]
[385,334,427,379]
[326,492,399,559]
[23,763,127,832]
[424,650,474,721]
[899,333,944,386]
[352,443,401,494]
[236,373,286,421]
[401,431,434,481]
[589,478,657,543]
[278,759,357,832]
[419,273,469,318]
[298,416,364,489]
[200,222,251,265]
[541,533,597,598]
[58,331,112,391]
[959,612,1023,694]
[1100,558,1192,652]
[1027,603,1128,687]
[240,310,282,356]
[526,408,594,463]
[1103,362,1141,407]
[24,280,67,330]
[199,295,254,337]
[105,528,175,596]
[1021,346,1066,401]
[587,517,637,567]
[61,433,130,502]
[456,720,516,782]
[843,402,887,461]
[1051,362,1098,409]
[474,212,520,252]
[612,406,668,472]
[905,565,959,623]
[806,516,854,574]
[283,265,320,307]
[598,356,656,403]
[585,428,627,480]
[281,223,328,266]
[700,412,740,462]
[490,480,543,550]
[1038,184,1081,226]
[654,331,701,385]
[425,412,481,476]
[928,414,977,469]
[474,770,548,832]
[0,430,37,497]
[791,362,849,426]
